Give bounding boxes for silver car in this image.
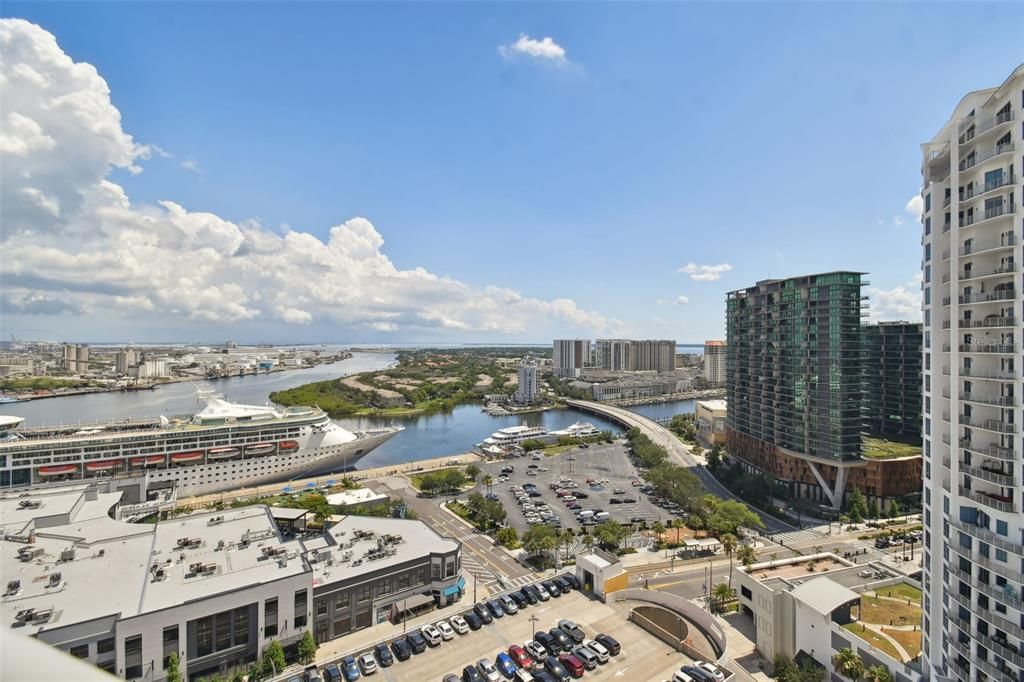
[477,658,501,682]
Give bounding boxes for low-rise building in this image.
[695,399,727,445]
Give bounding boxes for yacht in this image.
[478,425,549,450]
[549,421,600,438]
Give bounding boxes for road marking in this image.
[613,666,629,676]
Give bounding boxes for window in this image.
[162,626,179,669]
[215,611,232,651]
[317,600,328,617]
[295,589,308,629]
[234,607,249,647]
[996,548,1008,562]
[70,644,89,659]
[124,635,143,679]
[997,520,1008,537]
[264,598,278,638]
[97,638,115,656]
[359,584,371,603]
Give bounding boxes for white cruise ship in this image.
[549,421,600,438]
[479,425,549,450]
[0,395,401,497]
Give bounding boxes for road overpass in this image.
[566,399,794,534]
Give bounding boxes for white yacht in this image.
[0,395,401,497]
[478,425,549,450]
[549,421,600,438]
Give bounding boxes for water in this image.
[3,350,698,470]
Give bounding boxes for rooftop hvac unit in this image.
[208,516,224,526]
[5,580,20,596]
[17,500,41,509]
[17,547,43,562]
[216,540,225,551]
[60,547,76,562]
[47,572,62,587]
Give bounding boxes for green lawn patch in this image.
[857,596,922,625]
[842,623,901,659]
[876,583,922,604]
[862,436,922,460]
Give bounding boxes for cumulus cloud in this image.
[867,277,922,322]
[498,34,568,64]
[679,262,733,282]
[0,19,618,339]
[905,194,924,221]
[181,158,200,172]
[675,296,690,305]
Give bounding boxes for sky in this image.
[1,3,1022,345]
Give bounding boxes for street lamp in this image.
[529,614,539,640]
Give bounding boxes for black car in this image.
[391,638,412,661]
[374,643,394,667]
[462,665,485,682]
[544,656,570,682]
[609,498,622,504]
[535,631,561,655]
[464,612,483,630]
[487,599,506,618]
[406,630,427,654]
[595,633,621,656]
[509,591,528,609]
[473,603,494,624]
[548,628,572,652]
[563,574,582,590]
[323,663,342,682]
[573,491,588,499]
[621,497,637,504]
[542,580,561,597]
[528,491,542,497]
[553,576,572,593]
[520,587,539,605]
[532,672,558,682]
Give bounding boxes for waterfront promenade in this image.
[565,399,794,534]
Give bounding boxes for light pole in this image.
[530,614,539,640]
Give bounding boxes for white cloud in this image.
[498,34,568,64]
[676,296,690,305]
[905,194,923,221]
[181,158,200,172]
[0,19,620,339]
[867,277,922,322]
[679,262,733,282]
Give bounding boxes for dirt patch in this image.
[883,627,922,659]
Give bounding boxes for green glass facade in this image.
[862,322,923,442]
[726,272,867,462]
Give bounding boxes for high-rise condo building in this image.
[594,339,675,373]
[920,64,1023,682]
[595,339,631,372]
[726,273,921,509]
[863,322,923,442]
[553,339,589,378]
[703,340,726,385]
[515,357,540,404]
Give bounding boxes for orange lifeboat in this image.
[131,455,166,466]
[170,451,205,464]
[38,465,78,477]
[278,440,299,452]
[85,460,120,473]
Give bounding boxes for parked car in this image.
[323,663,342,682]
[465,611,484,630]
[450,614,470,635]
[681,666,716,682]
[580,639,609,663]
[374,642,394,667]
[571,646,598,670]
[509,591,528,609]
[557,619,585,643]
[531,671,556,682]
[695,661,727,681]
[557,653,585,679]
[500,594,519,614]
[391,638,412,661]
[474,602,494,624]
[463,665,485,682]
[553,577,572,593]
[673,671,696,682]
[445,675,460,682]
[535,631,560,655]
[495,651,518,678]
[563,574,582,590]
[548,628,572,652]
[514,669,535,682]
[406,630,427,654]
[341,656,361,681]
[306,664,324,682]
[542,580,561,597]
[487,599,506,618]
[508,644,533,668]
[543,656,570,682]
[422,623,443,647]
[358,653,377,676]
[525,639,548,661]
[594,634,620,656]
[436,620,456,640]
[534,584,551,601]
[477,658,501,682]
[573,491,588,499]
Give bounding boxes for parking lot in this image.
[477,442,674,534]
[316,585,702,682]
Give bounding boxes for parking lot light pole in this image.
[530,614,539,640]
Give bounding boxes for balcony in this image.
[959,109,1015,139]
[961,463,1017,486]
[960,392,1017,407]
[959,485,1018,513]
[952,519,1024,557]
[959,439,1016,461]
[959,203,1016,228]
[960,173,1016,202]
[958,343,1019,354]
[959,264,1017,282]
[958,289,1017,305]
[959,142,1016,172]
[943,316,1017,330]
[959,367,1019,381]
[959,234,1017,257]
[960,416,1017,434]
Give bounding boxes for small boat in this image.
[0,395,22,404]
[85,460,120,472]
[131,455,166,466]
[170,451,205,464]
[244,443,276,455]
[207,447,241,459]
[278,440,299,452]
[38,465,78,476]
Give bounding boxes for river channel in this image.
[2,352,696,470]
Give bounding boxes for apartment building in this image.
[919,64,1024,682]
[863,322,923,442]
[515,356,540,404]
[594,339,676,373]
[703,340,726,385]
[552,339,589,378]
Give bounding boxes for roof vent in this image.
[4,580,20,596]
[60,547,76,562]
[47,572,62,587]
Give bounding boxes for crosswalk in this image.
[766,527,827,545]
[460,553,538,593]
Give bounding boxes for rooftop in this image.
[790,577,861,615]
[697,399,727,412]
[743,553,902,594]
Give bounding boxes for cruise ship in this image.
[0,395,401,497]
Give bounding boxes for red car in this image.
[509,644,533,668]
[558,653,585,678]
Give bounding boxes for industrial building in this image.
[62,343,90,374]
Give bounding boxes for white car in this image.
[449,615,470,635]
[581,639,609,663]
[673,672,696,682]
[525,640,547,661]
[514,669,534,681]
[436,620,456,640]
[695,661,726,681]
[421,623,443,646]
[477,658,501,682]
[535,584,551,601]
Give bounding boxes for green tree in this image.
[231,671,245,682]
[772,653,799,681]
[496,526,519,548]
[483,474,494,496]
[465,464,481,480]
[594,520,629,553]
[297,630,317,665]
[166,652,181,682]
[847,488,867,524]
[797,660,826,682]
[866,497,880,520]
[523,524,558,565]
[712,582,734,613]
[262,641,286,678]
[721,533,738,589]
[833,647,865,680]
[559,528,575,562]
[737,543,757,570]
[888,499,901,519]
[706,444,724,470]
[705,499,764,537]
[863,665,893,682]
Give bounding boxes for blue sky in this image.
[1,3,1022,343]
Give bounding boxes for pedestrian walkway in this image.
[767,527,827,545]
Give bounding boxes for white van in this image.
[594,511,611,522]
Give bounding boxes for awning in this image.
[442,576,466,597]
[392,593,435,616]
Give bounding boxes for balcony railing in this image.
[959,203,1016,227]
[959,234,1017,256]
[960,392,1017,407]
[952,519,1024,557]
[959,485,1018,513]
[959,265,1017,282]
[959,416,1017,433]
[958,343,1019,354]
[961,463,1017,486]
[959,109,1015,137]
[959,367,1019,380]
[943,316,1017,330]
[958,290,1017,304]
[960,173,1016,201]
[959,439,1016,460]
[959,142,1016,171]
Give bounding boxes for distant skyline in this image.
[1,4,1023,343]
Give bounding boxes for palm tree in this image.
[721,533,738,589]
[561,528,575,562]
[863,665,893,682]
[833,647,865,680]
[737,544,757,570]
[711,582,734,614]
[482,474,493,496]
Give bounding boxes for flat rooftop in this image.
[744,553,901,594]
[696,399,727,411]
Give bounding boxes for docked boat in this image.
[0,395,402,497]
[479,425,549,449]
[549,421,601,438]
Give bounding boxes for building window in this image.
[264,598,278,638]
[97,638,115,656]
[997,520,1008,537]
[215,611,232,651]
[359,585,371,603]
[162,625,178,669]
[317,600,328,617]
[70,644,89,659]
[124,635,143,679]
[295,590,308,629]
[234,607,250,647]
[196,617,214,657]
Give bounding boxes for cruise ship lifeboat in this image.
[278,440,299,452]
[38,465,78,477]
[85,460,120,473]
[170,450,205,464]
[207,446,241,460]
[131,455,166,466]
[244,443,276,456]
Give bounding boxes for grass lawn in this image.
[862,436,923,460]
[857,596,922,626]
[542,444,580,457]
[883,627,922,659]
[842,623,901,659]
[876,583,923,603]
[408,467,465,491]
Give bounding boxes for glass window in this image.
[70,644,89,659]
[997,520,1008,536]
[196,617,213,657]
[264,598,278,638]
[97,638,115,655]
[234,607,249,647]
[162,625,178,669]
[215,611,232,651]
[125,635,143,679]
